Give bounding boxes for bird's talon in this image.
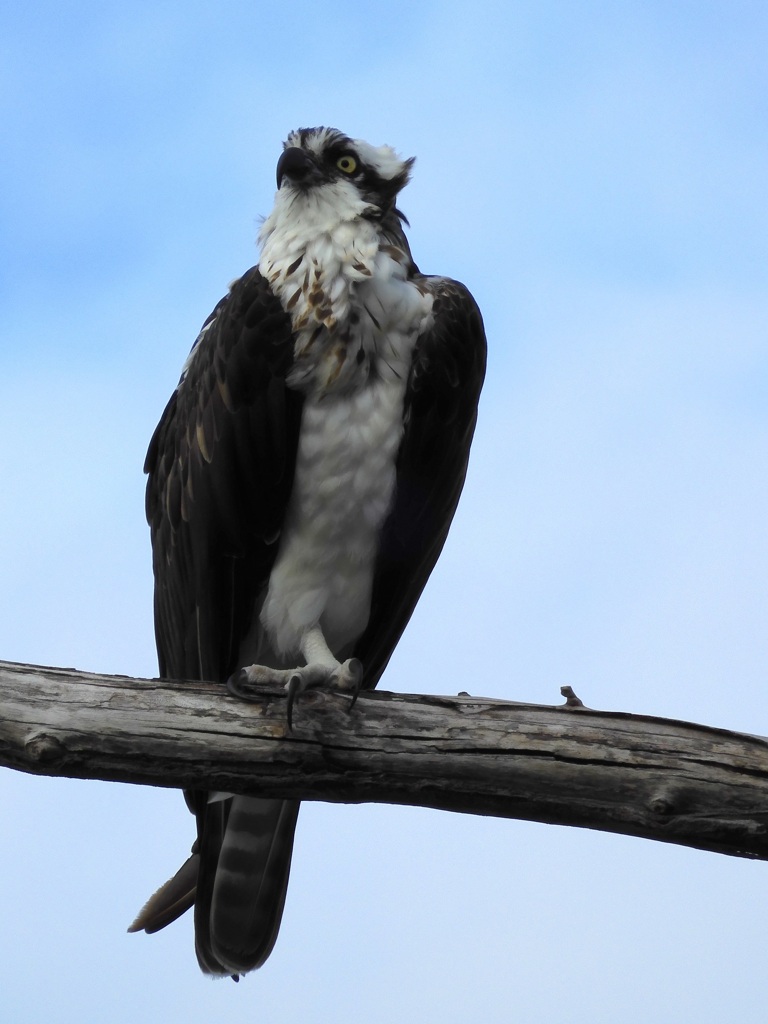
[226,669,259,702]
[285,672,305,731]
[347,678,362,712]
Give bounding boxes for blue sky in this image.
[2,2,768,1021]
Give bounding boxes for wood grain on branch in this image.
[2,658,768,861]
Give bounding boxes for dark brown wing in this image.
[144,266,303,685]
[353,276,487,686]
[142,267,304,976]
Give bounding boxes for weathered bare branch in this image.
[2,658,768,861]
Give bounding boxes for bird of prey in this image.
[129,126,486,978]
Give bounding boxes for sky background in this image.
[2,1,768,1020]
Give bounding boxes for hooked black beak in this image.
[276,147,319,188]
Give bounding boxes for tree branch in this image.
[2,658,768,861]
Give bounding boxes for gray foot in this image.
[227,658,363,730]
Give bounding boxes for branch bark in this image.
[2,658,768,861]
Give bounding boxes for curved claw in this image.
[284,659,365,730]
[284,664,332,730]
[227,664,294,701]
[286,672,303,732]
[347,665,364,712]
[226,668,261,702]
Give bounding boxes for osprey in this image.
[130,127,486,977]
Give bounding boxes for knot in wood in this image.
[25,732,65,764]
[647,784,682,817]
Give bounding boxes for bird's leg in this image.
[227,625,362,729]
[294,626,361,688]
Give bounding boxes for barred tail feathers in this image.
[195,796,300,976]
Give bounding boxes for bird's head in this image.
[274,126,414,219]
[258,128,417,343]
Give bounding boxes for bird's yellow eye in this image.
[336,154,358,174]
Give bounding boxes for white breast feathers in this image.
[256,192,434,662]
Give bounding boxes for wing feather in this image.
[354,275,487,686]
[145,266,302,684]
[143,268,304,975]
